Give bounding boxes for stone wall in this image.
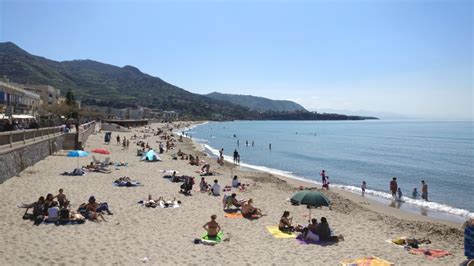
[0,136,64,183]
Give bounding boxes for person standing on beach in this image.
[390,177,398,199]
[361,181,366,196]
[233,149,239,165]
[421,180,428,201]
[320,170,327,188]
[116,135,120,145]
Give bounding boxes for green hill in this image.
[0,42,377,121]
[0,42,254,120]
[205,92,307,112]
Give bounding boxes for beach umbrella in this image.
[290,191,331,221]
[67,150,89,168]
[92,148,110,155]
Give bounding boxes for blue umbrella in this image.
[67,150,89,157]
[67,150,89,168]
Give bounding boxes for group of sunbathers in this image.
[20,189,113,224]
[278,211,344,242]
[141,195,181,208]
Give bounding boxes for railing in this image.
[0,121,96,153]
[0,126,64,153]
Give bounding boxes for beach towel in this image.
[266,226,297,239]
[340,256,394,266]
[409,248,451,259]
[201,231,224,244]
[224,212,243,219]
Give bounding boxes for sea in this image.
[182,120,474,223]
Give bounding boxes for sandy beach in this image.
[0,122,467,265]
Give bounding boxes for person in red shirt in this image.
[390,177,398,198]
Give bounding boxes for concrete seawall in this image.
[0,136,65,183]
[0,122,96,183]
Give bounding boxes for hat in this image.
[89,196,96,202]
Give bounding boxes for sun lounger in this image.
[92,155,101,164]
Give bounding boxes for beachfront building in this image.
[0,81,41,116]
[18,84,61,106]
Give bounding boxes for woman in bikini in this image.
[279,211,302,233]
[203,215,221,238]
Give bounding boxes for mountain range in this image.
[205,92,307,112]
[0,42,377,120]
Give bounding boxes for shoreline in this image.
[188,135,464,228]
[185,122,472,226]
[0,121,466,265]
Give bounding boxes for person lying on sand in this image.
[157,197,181,208]
[203,215,221,238]
[241,199,263,218]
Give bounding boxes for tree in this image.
[65,90,76,106]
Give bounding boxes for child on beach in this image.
[412,188,419,199]
[361,181,366,196]
[53,188,69,208]
[397,187,403,200]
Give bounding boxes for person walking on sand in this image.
[421,180,428,201]
[390,177,398,199]
[361,181,366,196]
[116,134,120,145]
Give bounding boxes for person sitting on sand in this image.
[201,163,211,174]
[315,217,344,242]
[210,180,221,196]
[279,211,299,233]
[241,199,263,218]
[86,196,113,215]
[203,215,221,238]
[232,175,241,188]
[43,193,56,214]
[228,193,246,208]
[302,219,320,241]
[53,188,69,208]
[47,201,60,222]
[200,177,209,192]
[83,203,106,222]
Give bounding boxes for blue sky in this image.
[1,0,472,119]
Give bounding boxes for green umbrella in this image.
[290,191,331,221]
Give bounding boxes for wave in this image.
[198,139,474,220]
